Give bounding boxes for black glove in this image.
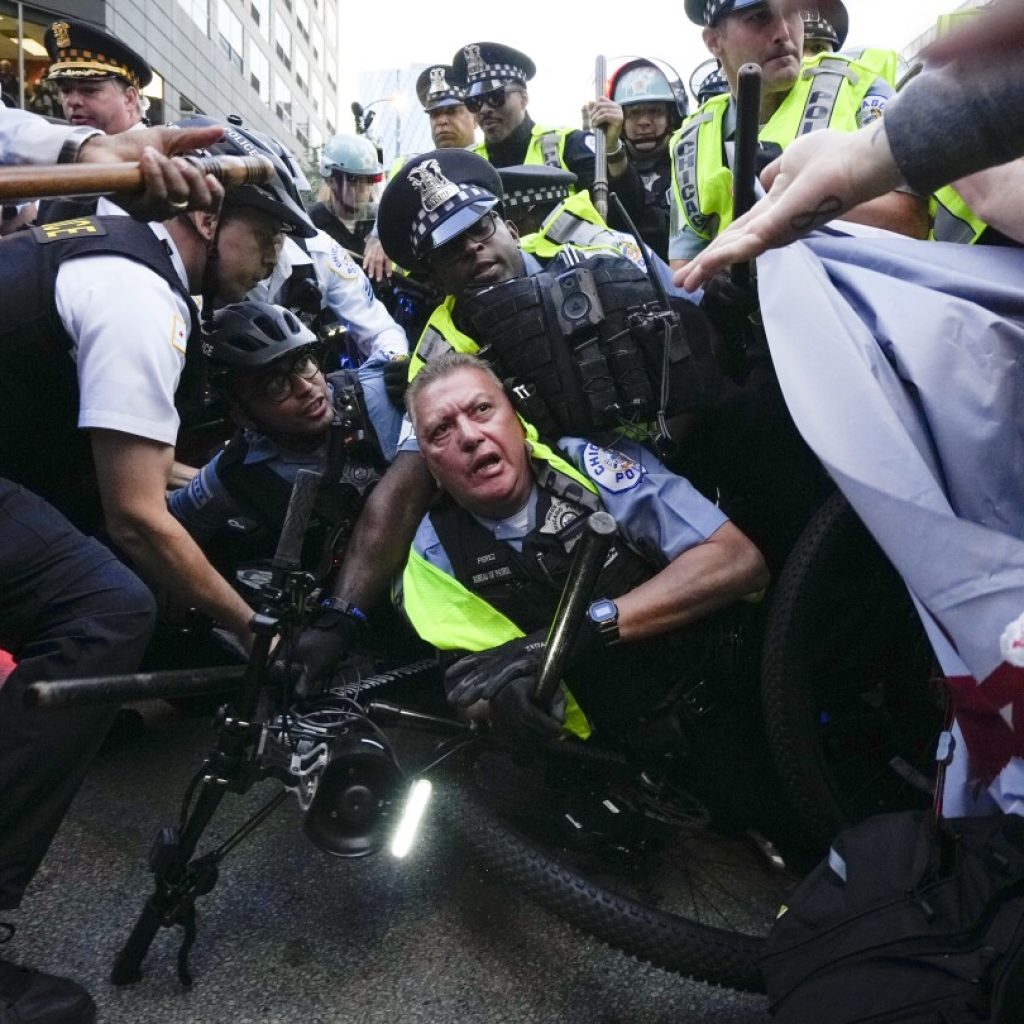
[273,614,360,698]
[700,270,759,331]
[445,631,566,743]
[382,355,411,411]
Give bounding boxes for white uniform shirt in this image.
[54,218,192,446]
[0,107,78,165]
[252,230,409,360]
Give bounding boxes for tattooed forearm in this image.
[789,195,843,233]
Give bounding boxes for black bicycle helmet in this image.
[174,116,316,238]
[201,301,318,372]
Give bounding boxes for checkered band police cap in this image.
[497,165,576,211]
[416,64,467,111]
[801,3,849,48]
[684,0,767,27]
[452,42,537,99]
[377,149,504,269]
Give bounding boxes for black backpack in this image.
[762,810,1024,1023]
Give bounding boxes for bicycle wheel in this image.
[761,491,945,851]
[444,740,795,993]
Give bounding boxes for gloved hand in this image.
[445,631,567,743]
[272,615,360,698]
[382,355,411,411]
[700,270,761,380]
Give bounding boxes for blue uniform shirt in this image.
[413,435,728,576]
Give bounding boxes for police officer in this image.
[32,20,154,226]
[310,133,384,257]
[668,0,926,267]
[800,3,848,57]
[404,351,768,740]
[0,123,313,1024]
[496,164,577,237]
[416,63,476,150]
[170,301,397,570]
[599,58,689,260]
[451,41,604,195]
[44,19,151,135]
[281,147,688,692]
[689,58,730,107]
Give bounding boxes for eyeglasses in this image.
[428,212,498,268]
[465,86,523,114]
[256,350,322,403]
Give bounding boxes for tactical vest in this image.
[402,439,654,739]
[429,461,651,633]
[217,406,384,576]
[670,51,885,241]
[0,216,198,527]
[473,124,576,189]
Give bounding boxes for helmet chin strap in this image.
[624,130,672,163]
[199,200,227,327]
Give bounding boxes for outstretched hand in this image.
[675,123,903,293]
[78,123,226,222]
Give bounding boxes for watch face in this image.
[589,599,617,624]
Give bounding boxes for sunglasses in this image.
[428,212,498,268]
[254,350,322,403]
[465,85,523,114]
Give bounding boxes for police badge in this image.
[408,159,460,212]
[464,44,486,78]
[51,21,71,48]
[428,66,449,97]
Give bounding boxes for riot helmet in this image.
[320,133,384,224]
[609,58,688,157]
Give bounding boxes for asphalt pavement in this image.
[6,702,772,1023]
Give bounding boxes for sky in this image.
[337,0,966,130]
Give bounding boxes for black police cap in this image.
[44,20,152,90]
[684,0,768,27]
[497,165,576,214]
[452,42,536,98]
[378,149,504,271]
[802,3,849,50]
[416,64,466,111]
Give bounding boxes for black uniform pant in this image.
[0,479,156,910]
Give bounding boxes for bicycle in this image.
[27,476,799,995]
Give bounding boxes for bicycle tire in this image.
[443,743,791,993]
[761,491,944,851]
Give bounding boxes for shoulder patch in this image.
[582,443,644,493]
[857,95,887,129]
[31,217,107,243]
[328,245,361,280]
[169,313,188,354]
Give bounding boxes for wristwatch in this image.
[587,598,621,645]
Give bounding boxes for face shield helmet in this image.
[608,58,688,156]
[320,133,385,223]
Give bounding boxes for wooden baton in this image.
[0,153,275,203]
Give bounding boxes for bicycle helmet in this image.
[320,134,384,179]
[201,301,317,372]
[174,116,316,238]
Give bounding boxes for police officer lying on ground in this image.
[169,301,398,568]
[0,123,314,1024]
[403,351,768,740]
[283,148,714,693]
